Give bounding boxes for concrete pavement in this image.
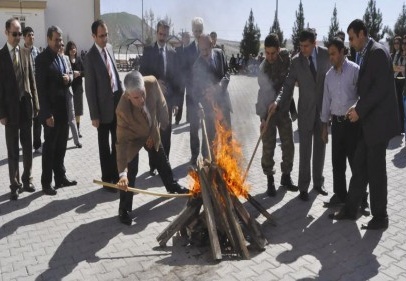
[1,74,406,281]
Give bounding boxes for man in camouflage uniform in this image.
[256,33,298,196]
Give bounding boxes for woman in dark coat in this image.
[65,41,85,137]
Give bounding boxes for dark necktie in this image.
[102,48,114,91]
[13,48,24,99]
[309,55,317,81]
[158,47,165,79]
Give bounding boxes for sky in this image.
[101,0,403,41]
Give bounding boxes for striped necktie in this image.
[102,48,114,92]
[12,48,24,99]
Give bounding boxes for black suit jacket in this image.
[0,44,39,125]
[192,48,232,112]
[175,45,188,90]
[35,46,71,123]
[355,39,399,146]
[184,41,200,94]
[139,42,180,107]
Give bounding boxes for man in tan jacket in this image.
[116,71,188,225]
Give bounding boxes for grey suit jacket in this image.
[276,46,330,131]
[84,43,122,124]
[355,39,399,146]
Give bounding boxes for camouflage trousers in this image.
[261,110,294,176]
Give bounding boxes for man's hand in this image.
[145,136,154,149]
[321,123,328,144]
[346,107,359,123]
[46,116,54,127]
[260,119,267,133]
[117,176,129,191]
[172,106,179,116]
[268,101,278,115]
[73,71,81,79]
[62,74,70,85]
[92,119,100,128]
[0,118,7,125]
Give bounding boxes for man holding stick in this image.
[116,71,188,225]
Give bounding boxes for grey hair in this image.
[124,71,145,92]
[47,25,62,39]
[192,17,204,28]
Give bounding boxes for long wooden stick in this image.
[242,111,273,182]
[93,180,191,198]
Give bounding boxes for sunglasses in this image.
[9,31,22,37]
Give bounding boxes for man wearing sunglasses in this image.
[0,18,39,200]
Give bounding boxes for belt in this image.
[331,115,348,123]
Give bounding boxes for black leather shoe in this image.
[328,209,356,220]
[118,209,132,225]
[314,185,328,196]
[324,194,344,207]
[23,183,36,193]
[361,217,388,230]
[42,186,57,195]
[10,190,19,200]
[299,191,309,201]
[55,178,77,189]
[170,185,189,194]
[280,174,299,192]
[75,143,82,148]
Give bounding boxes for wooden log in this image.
[246,194,277,226]
[156,197,202,247]
[204,166,238,251]
[199,166,223,260]
[232,196,267,250]
[215,170,250,259]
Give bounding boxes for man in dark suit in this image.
[35,25,77,195]
[85,19,123,192]
[185,17,204,164]
[329,19,399,230]
[139,20,180,175]
[116,72,188,225]
[0,18,39,200]
[174,31,190,125]
[192,34,232,158]
[269,29,331,201]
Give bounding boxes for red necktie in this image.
[102,48,114,91]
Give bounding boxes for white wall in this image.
[0,0,95,52]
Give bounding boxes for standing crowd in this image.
[0,16,400,230]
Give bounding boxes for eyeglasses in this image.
[8,31,22,37]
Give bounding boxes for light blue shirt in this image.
[309,47,318,71]
[321,59,360,123]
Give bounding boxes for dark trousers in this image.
[33,116,42,150]
[5,99,33,189]
[395,78,405,133]
[189,102,200,160]
[175,86,186,123]
[97,120,119,184]
[331,117,359,201]
[41,118,69,187]
[120,144,179,211]
[344,133,388,219]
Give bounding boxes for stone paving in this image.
[1,73,406,281]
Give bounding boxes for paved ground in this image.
[1,73,406,281]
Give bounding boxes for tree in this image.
[291,0,305,52]
[363,0,389,41]
[393,3,406,37]
[240,9,261,60]
[143,8,155,45]
[323,4,340,46]
[270,10,286,47]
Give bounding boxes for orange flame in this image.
[212,121,250,198]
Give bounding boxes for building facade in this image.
[0,0,100,52]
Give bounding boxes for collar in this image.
[95,43,106,54]
[311,47,317,58]
[334,58,349,73]
[7,42,18,52]
[157,42,166,50]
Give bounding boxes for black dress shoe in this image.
[55,178,77,189]
[118,209,132,225]
[328,209,356,220]
[169,185,189,194]
[314,185,328,196]
[23,183,36,193]
[361,216,388,230]
[75,143,82,148]
[299,191,309,201]
[42,186,57,195]
[10,190,19,200]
